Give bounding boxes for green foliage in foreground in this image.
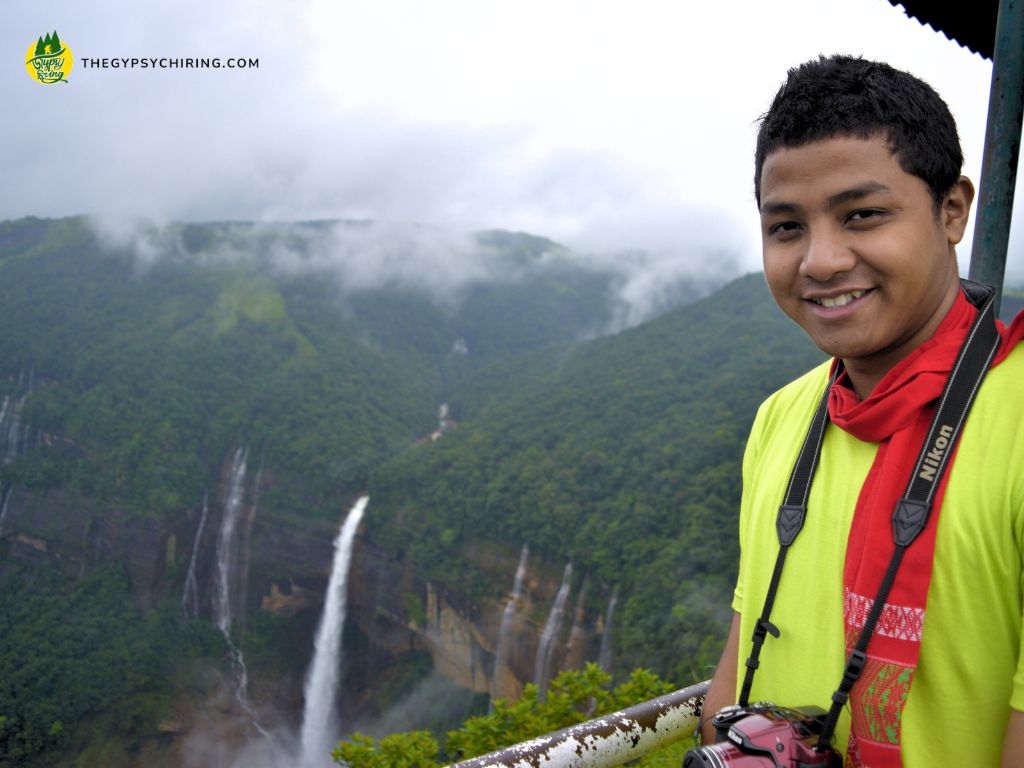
[335,664,692,768]
[0,566,223,768]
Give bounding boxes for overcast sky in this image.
[6,0,1023,282]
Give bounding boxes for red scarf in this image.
[830,290,1024,767]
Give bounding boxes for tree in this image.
[335,664,678,768]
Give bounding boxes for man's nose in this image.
[798,228,855,281]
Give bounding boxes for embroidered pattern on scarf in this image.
[829,290,1024,767]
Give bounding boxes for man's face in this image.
[758,135,967,381]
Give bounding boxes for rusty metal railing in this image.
[445,680,708,768]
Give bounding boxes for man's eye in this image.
[768,221,801,235]
[847,209,883,222]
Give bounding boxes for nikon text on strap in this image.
[735,281,1002,753]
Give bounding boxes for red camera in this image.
[682,703,841,767]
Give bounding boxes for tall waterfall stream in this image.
[298,495,368,768]
[533,562,572,696]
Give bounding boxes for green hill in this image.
[0,214,828,765]
[0,216,658,522]
[366,272,824,682]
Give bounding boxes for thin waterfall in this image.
[3,395,25,463]
[10,397,25,460]
[598,587,619,672]
[298,496,368,768]
[0,485,10,538]
[430,403,451,441]
[182,490,209,620]
[491,543,529,703]
[223,635,264,737]
[533,563,572,697]
[210,448,268,736]
[0,397,10,437]
[214,448,247,633]
[563,581,587,670]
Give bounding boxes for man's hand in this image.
[1001,709,1024,767]
[700,611,742,744]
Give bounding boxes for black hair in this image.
[754,55,963,208]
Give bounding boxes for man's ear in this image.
[943,175,975,245]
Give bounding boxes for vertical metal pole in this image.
[969,0,1024,316]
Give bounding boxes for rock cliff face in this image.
[0,483,172,610]
[0,451,613,731]
[345,536,608,709]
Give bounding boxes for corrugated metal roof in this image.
[888,1,999,59]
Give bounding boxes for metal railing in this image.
[445,680,708,768]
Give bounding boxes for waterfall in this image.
[182,490,209,620]
[298,495,368,768]
[11,398,25,461]
[430,403,452,442]
[210,448,268,735]
[563,581,587,670]
[225,637,262,735]
[213,448,247,633]
[3,395,26,463]
[491,543,529,703]
[0,486,10,538]
[598,588,619,672]
[533,563,572,697]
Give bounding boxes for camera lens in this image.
[682,746,727,768]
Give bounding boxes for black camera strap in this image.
[735,282,1001,753]
[737,364,838,709]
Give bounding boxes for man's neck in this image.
[843,283,962,401]
[844,367,883,401]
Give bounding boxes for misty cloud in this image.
[10,0,1014,289]
[351,671,483,738]
[268,221,496,300]
[3,0,757,280]
[89,212,744,332]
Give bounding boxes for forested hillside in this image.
[366,272,825,683]
[0,215,829,767]
[0,217,658,520]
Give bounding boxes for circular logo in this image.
[25,31,73,84]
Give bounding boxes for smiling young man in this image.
[701,56,1024,766]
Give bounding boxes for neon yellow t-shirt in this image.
[732,344,1024,765]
